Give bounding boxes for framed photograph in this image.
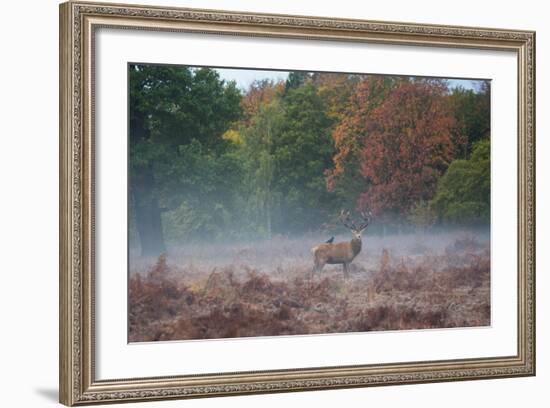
[59,1,536,405]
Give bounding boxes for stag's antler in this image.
[339,210,356,230]
[339,209,372,231]
[357,210,373,231]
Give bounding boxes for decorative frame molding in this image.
[59,1,535,405]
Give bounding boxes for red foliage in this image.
[359,80,459,215]
[326,76,391,192]
[328,78,464,216]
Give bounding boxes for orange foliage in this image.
[328,77,465,216]
[312,72,357,122]
[326,77,395,192]
[359,80,461,215]
[241,79,284,123]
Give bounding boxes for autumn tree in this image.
[358,79,461,218]
[328,77,462,220]
[311,72,359,123]
[240,79,284,124]
[326,76,397,210]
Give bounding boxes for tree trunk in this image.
[132,165,166,257]
[130,111,166,257]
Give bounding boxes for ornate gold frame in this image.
[59,1,536,405]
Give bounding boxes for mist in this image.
[129,225,490,275]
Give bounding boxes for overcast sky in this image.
[214,67,482,92]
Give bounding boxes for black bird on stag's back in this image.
[325,236,334,244]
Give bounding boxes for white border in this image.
[95,28,518,380]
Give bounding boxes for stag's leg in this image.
[343,263,350,279]
[312,258,325,278]
[318,261,325,273]
[310,264,317,280]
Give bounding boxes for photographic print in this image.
[128,64,491,343]
[59,4,535,403]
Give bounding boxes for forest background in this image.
[129,65,490,256]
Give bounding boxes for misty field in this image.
[128,230,490,342]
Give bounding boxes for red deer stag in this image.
[311,210,372,279]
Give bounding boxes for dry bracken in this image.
[129,235,490,342]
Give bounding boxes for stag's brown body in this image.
[311,210,371,279]
[311,239,361,278]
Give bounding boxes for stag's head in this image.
[339,210,372,240]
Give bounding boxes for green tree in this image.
[284,71,310,94]
[430,139,490,224]
[448,81,490,156]
[129,64,241,255]
[237,83,336,234]
[238,100,285,237]
[274,84,336,232]
[311,72,359,123]
[160,141,244,241]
